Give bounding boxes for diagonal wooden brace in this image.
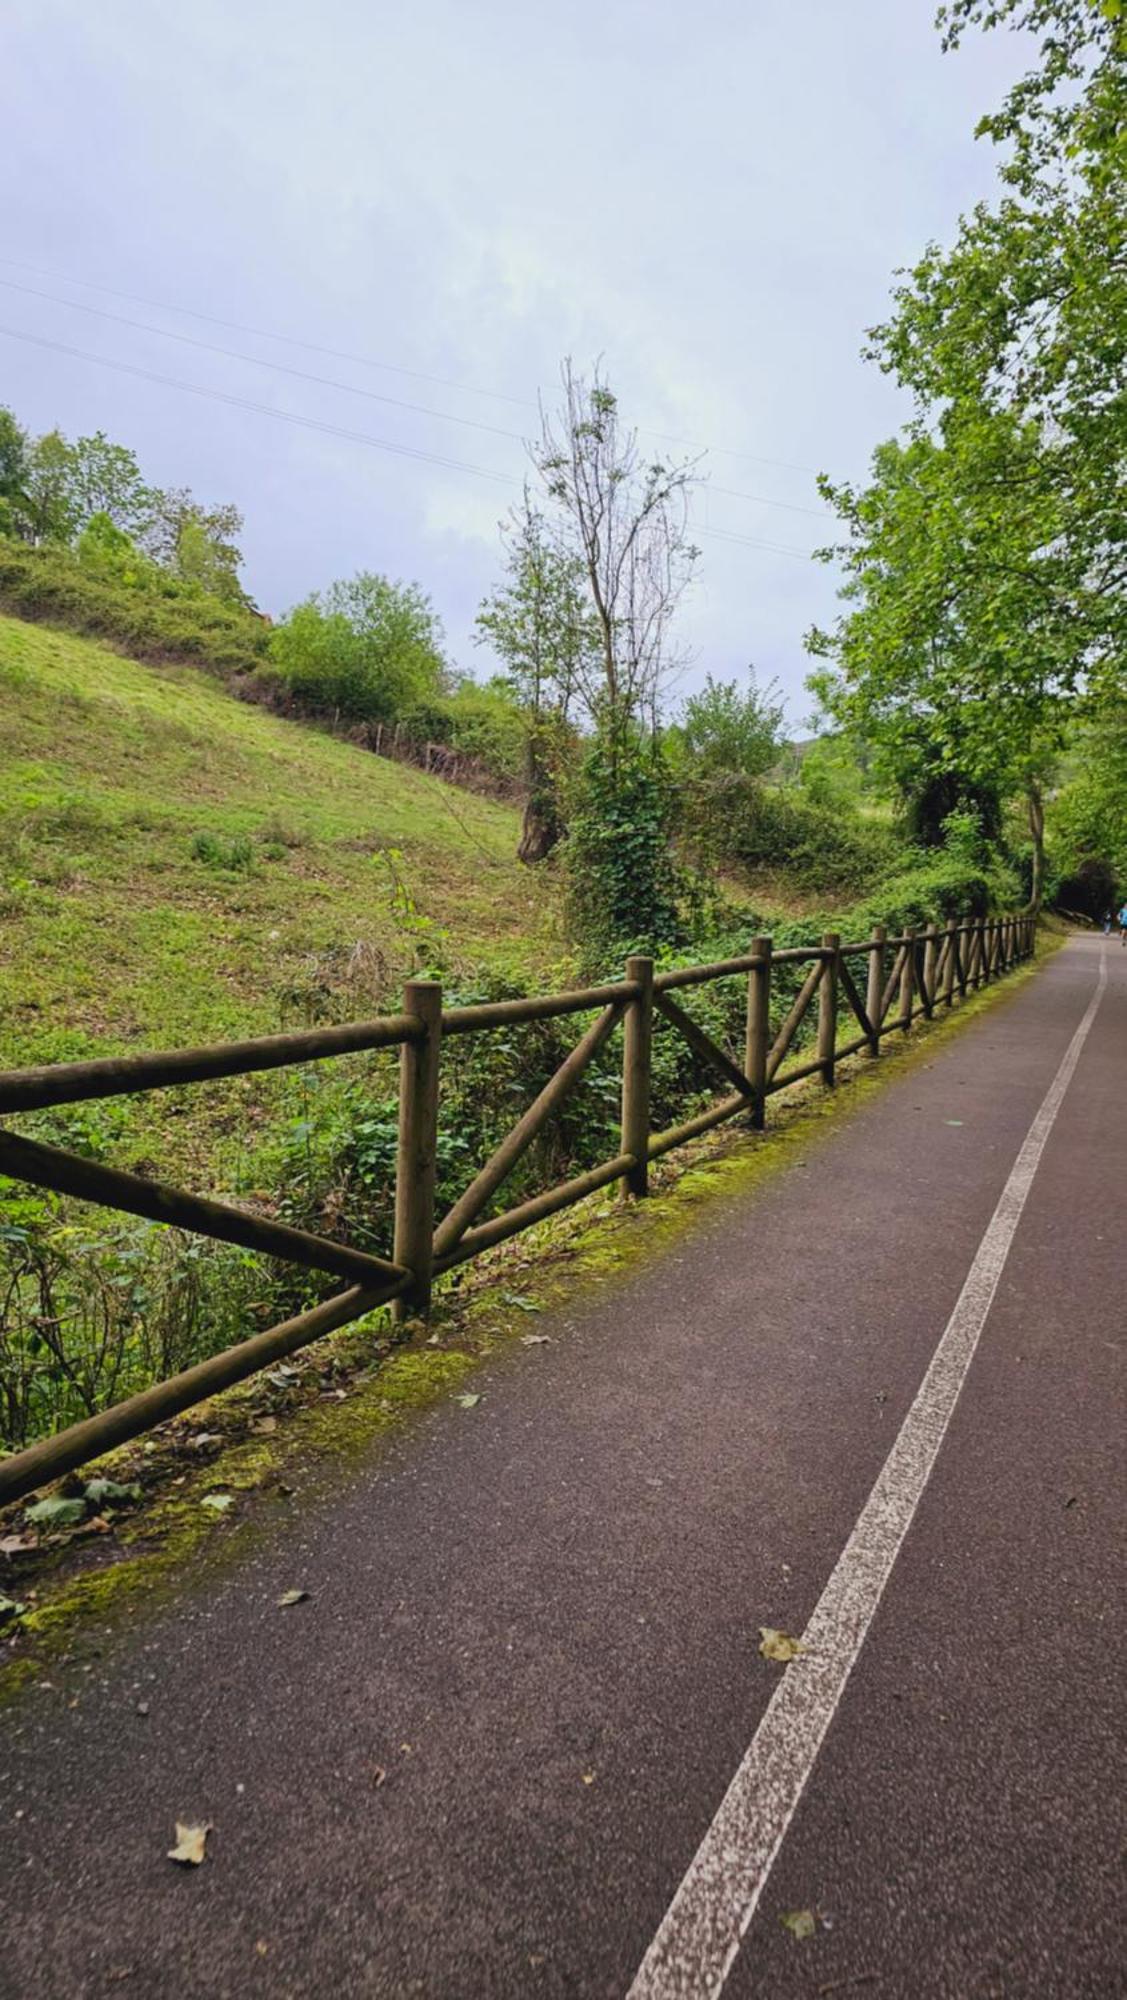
[432,1001,623,1257]
[652,990,755,1101]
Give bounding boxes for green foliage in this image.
[683,773,897,897]
[796,735,867,814]
[190,830,255,872]
[0,534,268,677]
[563,738,683,956]
[267,572,447,723]
[809,0,1126,909]
[1048,702,1127,900]
[0,1198,269,1449]
[673,672,785,781]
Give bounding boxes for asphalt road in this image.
[2,936,1123,2000]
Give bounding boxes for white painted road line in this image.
[627,950,1108,2000]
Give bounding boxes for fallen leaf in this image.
[371,1765,387,1788]
[25,1496,85,1529]
[266,1366,300,1389]
[0,1534,36,1558]
[502,1293,540,1313]
[945,1119,964,1127]
[759,1627,806,1663]
[167,1821,211,1866]
[84,1478,141,1506]
[455,1393,482,1409]
[780,1908,817,1941]
[0,1595,28,1623]
[250,1416,277,1435]
[520,1333,552,1347]
[581,1771,596,1785]
[276,1589,309,1608]
[200,1493,234,1514]
[187,1432,223,1451]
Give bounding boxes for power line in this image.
[0,253,824,480]
[0,277,526,446]
[0,322,821,563]
[0,276,832,518]
[0,257,533,411]
[0,326,518,485]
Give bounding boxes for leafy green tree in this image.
[141,488,247,603]
[809,0,1126,908]
[475,495,593,860]
[18,430,78,545]
[66,432,152,538]
[675,671,785,780]
[270,573,447,722]
[809,421,1075,899]
[0,406,30,537]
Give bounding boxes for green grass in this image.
[0,616,558,1073]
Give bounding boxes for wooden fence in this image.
[0,912,1034,1505]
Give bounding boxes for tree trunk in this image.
[1027,780,1045,913]
[517,728,563,865]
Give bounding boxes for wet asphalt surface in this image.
[1,937,1123,2000]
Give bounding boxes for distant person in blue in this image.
[1120,902,1127,943]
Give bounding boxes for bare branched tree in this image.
[529,359,701,757]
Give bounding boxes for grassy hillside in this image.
[0,616,556,1076]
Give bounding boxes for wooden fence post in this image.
[621,954,654,1197]
[943,919,957,1007]
[899,926,916,1031]
[819,933,840,1085]
[865,925,885,1055]
[921,924,938,1019]
[393,979,442,1321]
[980,917,991,984]
[745,935,772,1128]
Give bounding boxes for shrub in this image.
[191,831,254,872]
[564,739,683,958]
[266,574,447,723]
[0,534,268,677]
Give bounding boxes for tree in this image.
[270,573,447,723]
[0,406,30,537]
[17,430,78,545]
[809,421,1077,900]
[529,360,700,759]
[475,494,594,860]
[676,670,785,780]
[809,0,1125,908]
[66,432,152,538]
[141,488,248,603]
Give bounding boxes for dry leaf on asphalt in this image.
[520,1333,552,1346]
[455,1393,482,1409]
[780,1908,817,1940]
[759,1627,806,1663]
[277,1589,310,1608]
[168,1822,212,1866]
[200,1494,234,1514]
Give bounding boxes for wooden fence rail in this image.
[0,912,1035,1504]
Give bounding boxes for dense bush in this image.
[681,773,897,896]
[265,574,447,723]
[563,740,684,959]
[0,534,268,677]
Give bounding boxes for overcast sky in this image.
[1,1,1030,720]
